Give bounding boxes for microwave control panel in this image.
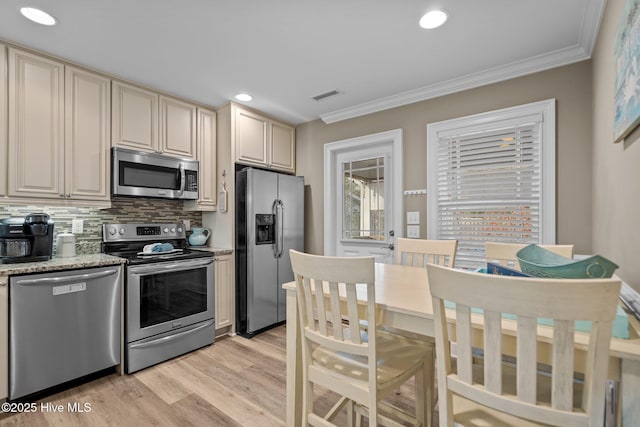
[185,171,198,192]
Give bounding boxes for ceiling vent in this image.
[312,89,341,101]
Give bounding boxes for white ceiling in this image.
[0,0,605,125]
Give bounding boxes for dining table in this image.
[283,262,640,427]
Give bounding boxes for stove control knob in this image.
[119,228,125,235]
[170,227,176,233]
[163,227,169,233]
[177,227,183,233]
[108,227,117,236]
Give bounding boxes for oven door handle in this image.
[129,320,215,349]
[128,258,213,275]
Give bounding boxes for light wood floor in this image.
[0,325,419,426]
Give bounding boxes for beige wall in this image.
[297,61,593,258]
[592,0,640,291]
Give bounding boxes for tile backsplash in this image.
[0,197,203,255]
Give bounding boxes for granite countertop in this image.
[0,254,126,276]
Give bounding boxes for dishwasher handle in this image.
[14,268,119,286]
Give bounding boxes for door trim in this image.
[323,128,403,256]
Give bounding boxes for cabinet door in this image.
[197,107,217,207]
[270,121,296,173]
[112,81,158,152]
[215,254,233,330]
[0,275,6,400]
[65,66,111,200]
[234,107,268,167]
[8,48,64,198]
[159,95,196,159]
[0,45,6,197]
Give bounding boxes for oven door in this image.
[127,257,214,342]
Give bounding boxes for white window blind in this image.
[427,100,555,270]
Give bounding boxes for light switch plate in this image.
[407,225,420,238]
[71,219,83,234]
[183,220,191,231]
[407,211,420,225]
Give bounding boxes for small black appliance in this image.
[0,213,55,263]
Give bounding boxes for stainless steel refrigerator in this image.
[236,168,304,337]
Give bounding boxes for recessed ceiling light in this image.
[419,10,448,29]
[20,7,57,26]
[235,93,253,102]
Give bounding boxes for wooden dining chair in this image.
[485,242,574,270]
[396,238,458,268]
[426,264,621,427]
[289,249,433,427]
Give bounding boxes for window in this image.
[342,157,385,240]
[427,100,556,269]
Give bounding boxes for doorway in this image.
[324,129,403,263]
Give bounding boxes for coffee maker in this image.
[0,213,55,263]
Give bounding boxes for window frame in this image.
[426,99,556,268]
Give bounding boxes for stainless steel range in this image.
[102,223,215,374]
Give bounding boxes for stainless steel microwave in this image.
[112,148,199,200]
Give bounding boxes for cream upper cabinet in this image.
[0,44,6,197]
[111,81,158,153]
[233,105,296,173]
[270,120,296,173]
[8,48,65,198]
[184,107,217,211]
[215,254,234,332]
[0,274,7,401]
[234,107,269,166]
[65,66,111,201]
[7,48,110,204]
[160,95,196,159]
[112,81,197,159]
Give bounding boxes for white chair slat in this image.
[346,284,361,344]
[456,303,473,384]
[314,278,328,335]
[484,310,502,394]
[328,282,343,341]
[516,316,537,404]
[552,319,575,411]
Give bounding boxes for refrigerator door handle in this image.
[277,200,285,258]
[272,199,280,258]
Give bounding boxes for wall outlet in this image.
[407,211,420,225]
[407,225,420,238]
[183,220,191,231]
[72,219,83,234]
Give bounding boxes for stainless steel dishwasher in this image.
[9,265,121,400]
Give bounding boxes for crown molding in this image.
[320,44,589,124]
[320,0,605,125]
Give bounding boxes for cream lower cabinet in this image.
[7,48,110,203]
[215,254,234,332]
[233,104,295,174]
[112,81,196,159]
[184,107,217,211]
[0,274,7,401]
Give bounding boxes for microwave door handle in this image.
[178,164,186,197]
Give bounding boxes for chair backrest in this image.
[289,250,377,379]
[396,238,457,268]
[426,264,621,427]
[485,242,574,270]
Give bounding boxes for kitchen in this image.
[1,0,640,425]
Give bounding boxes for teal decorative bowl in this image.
[516,244,618,279]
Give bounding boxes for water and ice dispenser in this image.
[255,214,275,245]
